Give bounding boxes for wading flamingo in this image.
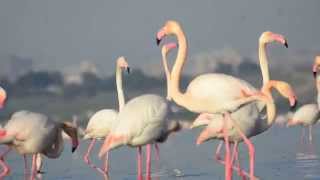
[0,110,78,180]
[98,43,181,180]
[156,20,288,180]
[287,56,320,144]
[193,80,297,179]
[82,56,129,178]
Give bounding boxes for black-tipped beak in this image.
[37,170,46,174]
[313,71,317,78]
[127,67,130,74]
[156,38,161,46]
[284,41,288,48]
[290,100,298,110]
[72,146,77,153]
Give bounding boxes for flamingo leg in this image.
[232,142,246,180]
[215,142,254,179]
[24,155,29,180]
[137,147,143,180]
[0,146,11,179]
[103,152,109,173]
[225,113,256,180]
[35,154,43,180]
[146,144,152,180]
[83,139,108,178]
[154,143,160,174]
[30,154,37,180]
[300,127,306,148]
[222,113,232,180]
[308,125,313,143]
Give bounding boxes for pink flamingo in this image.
[156,20,288,179]
[193,80,297,179]
[82,56,129,179]
[0,110,78,180]
[98,43,181,180]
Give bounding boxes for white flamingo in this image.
[98,43,181,180]
[0,110,78,180]
[156,20,288,179]
[287,56,320,143]
[82,56,129,178]
[193,80,297,179]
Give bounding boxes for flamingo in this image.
[287,104,319,143]
[0,110,78,180]
[98,43,181,180]
[82,56,130,178]
[0,86,6,108]
[193,80,297,179]
[156,20,288,179]
[287,56,320,144]
[313,55,320,108]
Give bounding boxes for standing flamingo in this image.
[193,80,297,179]
[98,43,181,180]
[0,110,78,180]
[156,20,288,179]
[287,104,319,143]
[82,56,130,178]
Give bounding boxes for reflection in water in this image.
[295,144,320,179]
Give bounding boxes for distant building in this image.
[63,60,99,85]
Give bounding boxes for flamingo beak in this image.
[126,67,130,74]
[289,98,297,110]
[71,138,79,153]
[156,29,165,46]
[313,64,318,78]
[284,40,288,48]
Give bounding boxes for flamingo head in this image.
[312,56,320,78]
[268,80,297,109]
[156,20,182,46]
[161,42,178,56]
[0,87,7,109]
[117,56,130,74]
[259,31,288,48]
[61,122,79,153]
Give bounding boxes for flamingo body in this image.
[83,109,118,139]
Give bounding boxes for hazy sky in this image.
[0,0,319,74]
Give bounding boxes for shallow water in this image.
[3,125,320,180]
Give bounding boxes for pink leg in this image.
[103,152,109,173]
[30,154,37,180]
[146,144,152,180]
[24,155,29,180]
[83,139,108,178]
[231,142,246,180]
[215,142,252,179]
[137,147,143,180]
[309,125,313,144]
[225,113,255,180]
[222,113,232,180]
[0,146,11,179]
[154,143,160,172]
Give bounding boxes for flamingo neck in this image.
[116,65,125,110]
[261,83,276,125]
[258,42,270,86]
[162,50,172,101]
[170,29,190,107]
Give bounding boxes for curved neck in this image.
[116,65,125,110]
[261,85,276,125]
[170,29,189,106]
[162,51,172,101]
[258,42,270,86]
